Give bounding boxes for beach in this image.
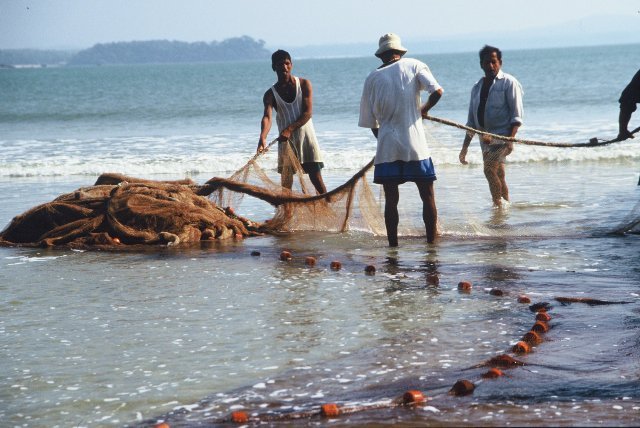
[1,44,639,426]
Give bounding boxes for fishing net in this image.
[205,140,386,235]
[0,174,263,248]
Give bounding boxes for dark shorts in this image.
[278,161,324,175]
[373,158,437,185]
[302,161,324,174]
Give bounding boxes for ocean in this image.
[1,43,639,427]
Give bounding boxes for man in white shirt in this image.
[359,33,443,246]
[459,45,524,208]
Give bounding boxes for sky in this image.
[1,0,639,52]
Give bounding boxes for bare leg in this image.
[496,163,509,202]
[416,181,437,243]
[483,156,503,207]
[308,171,327,195]
[382,183,399,247]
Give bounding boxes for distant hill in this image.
[67,36,270,65]
[0,36,270,67]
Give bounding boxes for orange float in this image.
[364,265,376,275]
[522,330,543,345]
[449,379,475,396]
[154,423,170,428]
[458,281,472,292]
[330,260,342,271]
[481,368,504,379]
[512,341,531,354]
[279,250,292,261]
[490,288,504,296]
[517,295,531,304]
[531,321,550,333]
[402,390,426,404]
[231,411,249,423]
[536,312,552,322]
[305,256,316,267]
[321,403,340,417]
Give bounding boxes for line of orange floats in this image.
[250,249,379,275]
[153,258,552,427]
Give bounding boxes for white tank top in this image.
[271,76,323,165]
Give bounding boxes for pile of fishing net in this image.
[0,174,263,248]
[0,144,386,249]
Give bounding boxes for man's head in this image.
[375,33,407,59]
[478,45,502,79]
[271,49,292,74]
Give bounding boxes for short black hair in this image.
[479,45,502,62]
[271,49,291,65]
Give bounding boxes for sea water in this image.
[1,44,639,427]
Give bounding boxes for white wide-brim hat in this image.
[375,33,408,57]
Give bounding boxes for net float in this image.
[402,390,426,404]
[449,379,475,396]
[458,281,472,292]
[531,321,549,333]
[481,368,504,379]
[512,341,531,354]
[536,312,552,322]
[230,411,249,423]
[522,330,543,345]
[321,403,340,417]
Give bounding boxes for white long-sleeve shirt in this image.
[466,69,524,137]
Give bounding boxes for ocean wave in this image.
[0,131,638,178]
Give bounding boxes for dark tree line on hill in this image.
[0,36,270,67]
[68,36,270,65]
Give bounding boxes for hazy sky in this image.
[1,0,639,50]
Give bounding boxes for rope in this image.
[425,115,640,148]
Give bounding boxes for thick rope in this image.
[425,115,640,147]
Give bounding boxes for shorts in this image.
[481,142,510,164]
[302,161,324,174]
[277,161,324,175]
[373,158,437,185]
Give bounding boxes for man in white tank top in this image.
[257,50,327,195]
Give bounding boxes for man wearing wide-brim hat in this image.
[359,33,444,246]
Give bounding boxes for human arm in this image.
[460,89,477,165]
[277,78,313,142]
[421,88,443,119]
[459,130,474,165]
[504,123,520,155]
[258,89,275,153]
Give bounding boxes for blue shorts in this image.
[373,158,437,184]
